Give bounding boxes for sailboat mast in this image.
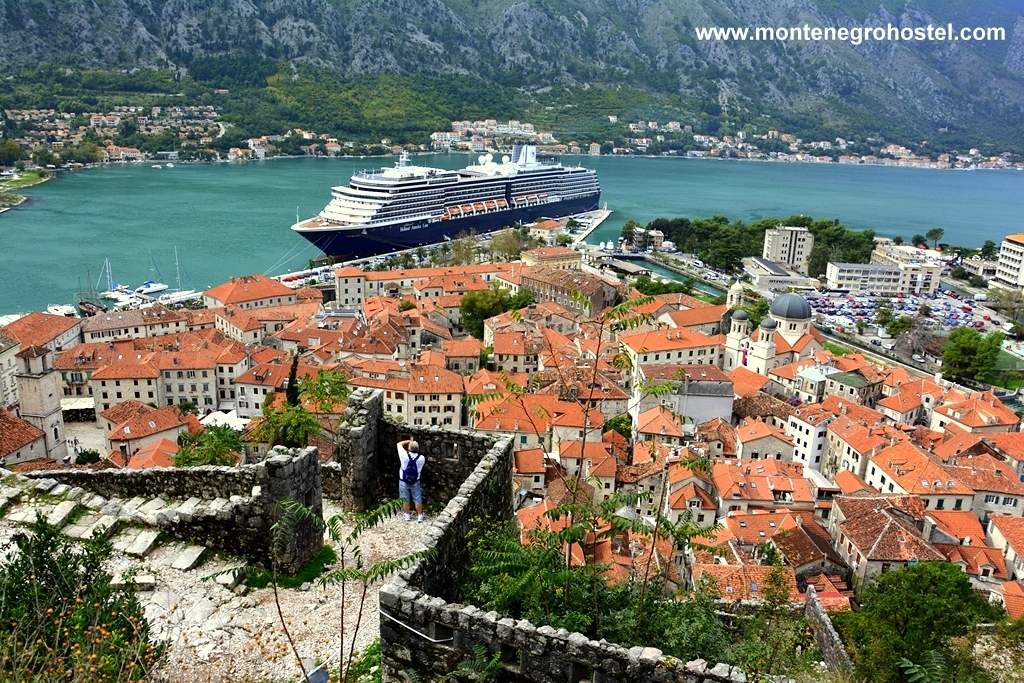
[174,245,182,291]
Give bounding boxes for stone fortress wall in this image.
[376,411,852,682]
[8,386,850,680]
[21,447,322,573]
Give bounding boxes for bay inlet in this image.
[2,155,1024,313]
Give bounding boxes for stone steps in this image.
[1,481,222,575]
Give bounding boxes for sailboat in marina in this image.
[157,246,199,305]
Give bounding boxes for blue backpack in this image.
[402,452,421,484]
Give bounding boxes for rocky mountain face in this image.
[2,0,1024,141]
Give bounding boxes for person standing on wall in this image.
[398,437,426,522]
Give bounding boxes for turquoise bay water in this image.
[2,154,1024,314]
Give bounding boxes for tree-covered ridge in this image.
[0,1,1023,150]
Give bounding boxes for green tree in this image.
[0,138,23,166]
[490,230,522,261]
[892,236,904,245]
[620,219,641,244]
[728,565,812,681]
[451,232,479,265]
[285,353,301,407]
[919,304,932,318]
[174,424,241,467]
[911,234,927,247]
[460,285,535,339]
[556,233,573,247]
[75,448,101,465]
[876,301,895,327]
[633,275,693,296]
[979,240,998,260]
[926,227,945,249]
[741,296,770,327]
[0,518,162,679]
[941,328,1004,381]
[254,401,321,448]
[604,414,631,439]
[886,316,915,337]
[833,562,1004,683]
[398,299,416,311]
[297,368,351,413]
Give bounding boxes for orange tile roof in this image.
[0,409,44,457]
[523,245,576,257]
[942,452,1024,496]
[872,441,974,496]
[492,330,535,356]
[636,405,684,438]
[712,460,813,505]
[124,437,179,469]
[1001,581,1024,620]
[934,391,1019,430]
[109,406,189,442]
[205,274,294,305]
[335,262,515,282]
[662,305,727,329]
[878,391,922,413]
[443,337,483,357]
[935,544,1007,580]
[463,369,529,397]
[90,359,160,380]
[474,394,602,433]
[927,510,986,545]
[513,448,546,475]
[834,494,943,562]
[668,482,717,510]
[1,311,79,347]
[619,327,720,353]
[990,515,1024,552]
[833,469,876,495]
[736,418,792,445]
[691,564,802,603]
[99,400,151,425]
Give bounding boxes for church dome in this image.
[732,309,748,321]
[769,293,812,320]
[760,318,778,330]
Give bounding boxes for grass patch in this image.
[244,544,338,589]
[343,639,382,683]
[823,341,850,356]
[0,170,49,190]
[981,350,1024,390]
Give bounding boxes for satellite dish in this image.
[502,155,511,164]
[477,155,486,165]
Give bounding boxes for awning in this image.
[61,397,95,411]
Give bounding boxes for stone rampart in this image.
[23,447,322,572]
[328,387,501,511]
[804,586,854,674]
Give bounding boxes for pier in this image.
[570,206,612,246]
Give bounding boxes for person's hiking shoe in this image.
[403,512,412,522]
[417,513,427,523]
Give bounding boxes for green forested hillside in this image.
[1,0,1023,148]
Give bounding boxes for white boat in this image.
[135,280,169,295]
[157,289,200,305]
[46,304,79,318]
[152,164,163,169]
[165,163,175,168]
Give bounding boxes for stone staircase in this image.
[0,474,240,581]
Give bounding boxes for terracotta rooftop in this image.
[691,564,802,603]
[0,409,44,457]
[205,274,294,305]
[1,311,79,348]
[109,405,190,442]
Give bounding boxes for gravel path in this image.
[146,503,428,682]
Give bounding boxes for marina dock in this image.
[570,207,612,246]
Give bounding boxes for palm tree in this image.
[926,227,945,249]
[174,424,241,466]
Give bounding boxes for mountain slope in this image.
[2,0,1023,146]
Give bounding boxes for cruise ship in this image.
[291,145,600,258]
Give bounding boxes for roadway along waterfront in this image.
[3,154,1024,313]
